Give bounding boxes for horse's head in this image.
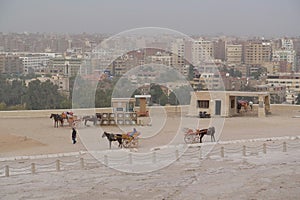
[50,114,55,118]
[208,126,215,134]
[102,132,107,138]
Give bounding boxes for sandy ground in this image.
[0,107,299,156]
[0,106,300,199]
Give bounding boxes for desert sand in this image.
[0,105,300,199]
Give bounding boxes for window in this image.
[197,100,209,108]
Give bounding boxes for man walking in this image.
[72,127,77,144]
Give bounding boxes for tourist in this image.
[72,127,77,144]
[249,101,253,110]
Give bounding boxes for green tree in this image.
[0,102,6,110]
[159,93,168,106]
[24,80,65,110]
[150,84,164,104]
[169,92,179,105]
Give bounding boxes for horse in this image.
[96,113,102,122]
[197,126,215,143]
[237,100,248,113]
[102,131,123,149]
[50,113,64,128]
[61,112,79,127]
[82,115,98,126]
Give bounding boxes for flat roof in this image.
[194,91,269,97]
[134,95,151,98]
[111,98,135,102]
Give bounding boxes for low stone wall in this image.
[0,105,189,118]
[270,104,300,117]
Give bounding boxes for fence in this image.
[1,139,300,178]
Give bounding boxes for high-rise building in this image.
[272,50,296,72]
[226,44,242,66]
[244,40,272,66]
[272,38,296,72]
[192,38,214,65]
[213,39,226,61]
[171,39,189,76]
[281,38,294,50]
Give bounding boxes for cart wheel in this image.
[194,135,200,143]
[131,138,138,147]
[123,140,131,148]
[184,134,194,144]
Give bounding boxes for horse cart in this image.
[102,130,140,149]
[184,127,215,144]
[122,132,140,148]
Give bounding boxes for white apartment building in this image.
[225,44,242,66]
[266,73,300,104]
[171,39,188,76]
[190,72,222,90]
[272,38,296,72]
[150,52,172,66]
[281,38,294,50]
[20,53,55,74]
[272,49,296,70]
[192,39,214,65]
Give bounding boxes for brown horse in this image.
[50,114,64,128]
[61,112,76,126]
[237,100,248,113]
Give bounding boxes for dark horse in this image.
[50,114,64,128]
[102,131,123,149]
[82,115,98,126]
[198,126,216,143]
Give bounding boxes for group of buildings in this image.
[0,32,300,104]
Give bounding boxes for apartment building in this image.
[19,53,55,74]
[255,84,286,104]
[190,73,222,90]
[192,38,214,65]
[0,54,23,74]
[48,57,83,77]
[266,73,300,103]
[244,40,272,66]
[171,39,188,76]
[226,44,243,66]
[149,52,172,66]
[213,39,226,61]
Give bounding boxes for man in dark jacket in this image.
[72,128,77,144]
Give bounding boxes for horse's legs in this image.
[200,134,204,143]
[118,138,123,148]
[211,134,215,142]
[109,141,111,149]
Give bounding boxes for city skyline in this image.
[0,0,300,37]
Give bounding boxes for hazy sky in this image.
[0,0,299,36]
